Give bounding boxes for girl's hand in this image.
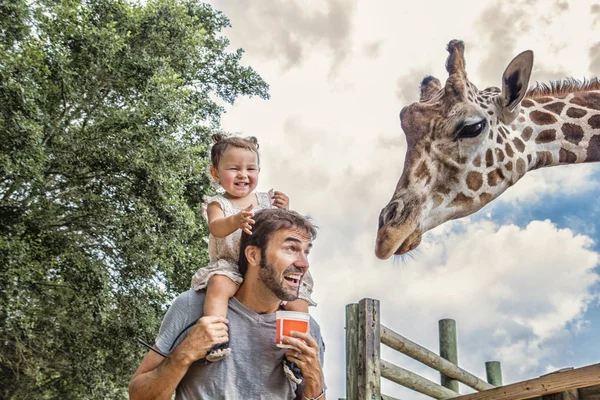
[234,204,255,235]
[271,191,289,209]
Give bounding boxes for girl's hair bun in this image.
[211,132,227,143]
[245,136,259,149]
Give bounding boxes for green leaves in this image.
[0,0,268,398]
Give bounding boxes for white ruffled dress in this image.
[191,192,316,306]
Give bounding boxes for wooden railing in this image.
[344,298,600,400]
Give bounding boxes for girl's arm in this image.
[207,202,254,237]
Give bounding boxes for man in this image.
[129,208,326,400]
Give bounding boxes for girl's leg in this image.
[282,299,309,313]
[204,275,239,317]
[204,275,239,362]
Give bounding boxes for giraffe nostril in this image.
[379,201,400,228]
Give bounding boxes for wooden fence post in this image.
[439,319,459,393]
[358,298,381,399]
[485,361,503,386]
[346,303,359,400]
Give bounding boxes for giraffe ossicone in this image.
[375,39,600,260]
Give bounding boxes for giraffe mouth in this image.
[375,223,423,259]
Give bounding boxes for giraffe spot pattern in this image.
[487,168,505,186]
[518,116,526,123]
[535,151,553,168]
[522,126,533,141]
[562,123,584,145]
[588,115,600,129]
[486,149,494,167]
[587,135,600,162]
[499,126,509,137]
[505,142,514,157]
[496,134,503,144]
[479,193,494,204]
[516,158,526,176]
[570,92,600,111]
[535,97,553,104]
[535,129,557,144]
[495,148,505,162]
[466,172,483,191]
[527,154,532,165]
[559,148,577,163]
[530,110,557,125]
[433,194,444,209]
[415,160,431,184]
[505,161,513,171]
[543,102,566,115]
[449,192,474,208]
[566,107,587,118]
[438,186,451,195]
[487,110,494,115]
[472,155,481,167]
[521,99,535,108]
[513,137,525,152]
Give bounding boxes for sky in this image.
[208,1,600,398]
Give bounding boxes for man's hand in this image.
[233,205,255,235]
[271,191,290,210]
[175,316,229,363]
[282,331,325,399]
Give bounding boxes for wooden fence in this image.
[344,298,600,400]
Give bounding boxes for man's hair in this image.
[238,208,317,277]
[210,132,260,168]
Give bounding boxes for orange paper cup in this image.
[275,311,310,348]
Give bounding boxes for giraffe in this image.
[375,39,600,260]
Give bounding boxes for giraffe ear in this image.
[420,76,442,102]
[501,50,533,112]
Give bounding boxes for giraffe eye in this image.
[455,120,486,140]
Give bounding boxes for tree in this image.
[0,0,269,397]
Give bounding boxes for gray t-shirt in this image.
[155,290,326,400]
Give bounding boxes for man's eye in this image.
[455,120,486,140]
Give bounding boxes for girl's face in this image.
[211,147,260,198]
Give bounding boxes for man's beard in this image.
[258,251,303,302]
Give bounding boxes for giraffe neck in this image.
[514,90,600,171]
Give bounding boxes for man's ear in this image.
[244,245,260,268]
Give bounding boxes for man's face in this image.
[258,227,312,301]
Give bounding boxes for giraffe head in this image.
[375,40,534,259]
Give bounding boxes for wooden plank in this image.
[579,383,600,399]
[381,359,458,399]
[452,363,600,400]
[357,298,381,399]
[542,390,579,400]
[345,303,358,400]
[381,325,494,391]
[439,319,459,393]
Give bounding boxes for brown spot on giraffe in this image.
[495,148,505,162]
[479,193,494,204]
[521,99,535,108]
[562,123,584,145]
[566,107,587,118]
[438,186,451,195]
[472,155,481,167]
[586,135,600,162]
[535,129,557,144]
[496,134,503,145]
[570,92,600,111]
[505,142,514,157]
[415,161,431,184]
[433,194,444,209]
[559,148,577,163]
[466,171,483,191]
[530,111,558,125]
[527,154,532,164]
[505,161,513,171]
[535,151,553,168]
[449,192,474,208]
[588,115,600,129]
[487,168,505,186]
[486,149,494,167]
[535,97,553,104]
[543,102,566,115]
[513,137,526,152]
[522,126,533,141]
[518,116,526,123]
[516,158,526,176]
[487,110,494,115]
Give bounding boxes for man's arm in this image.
[129,346,193,400]
[129,316,229,400]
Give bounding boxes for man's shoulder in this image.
[169,289,206,314]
